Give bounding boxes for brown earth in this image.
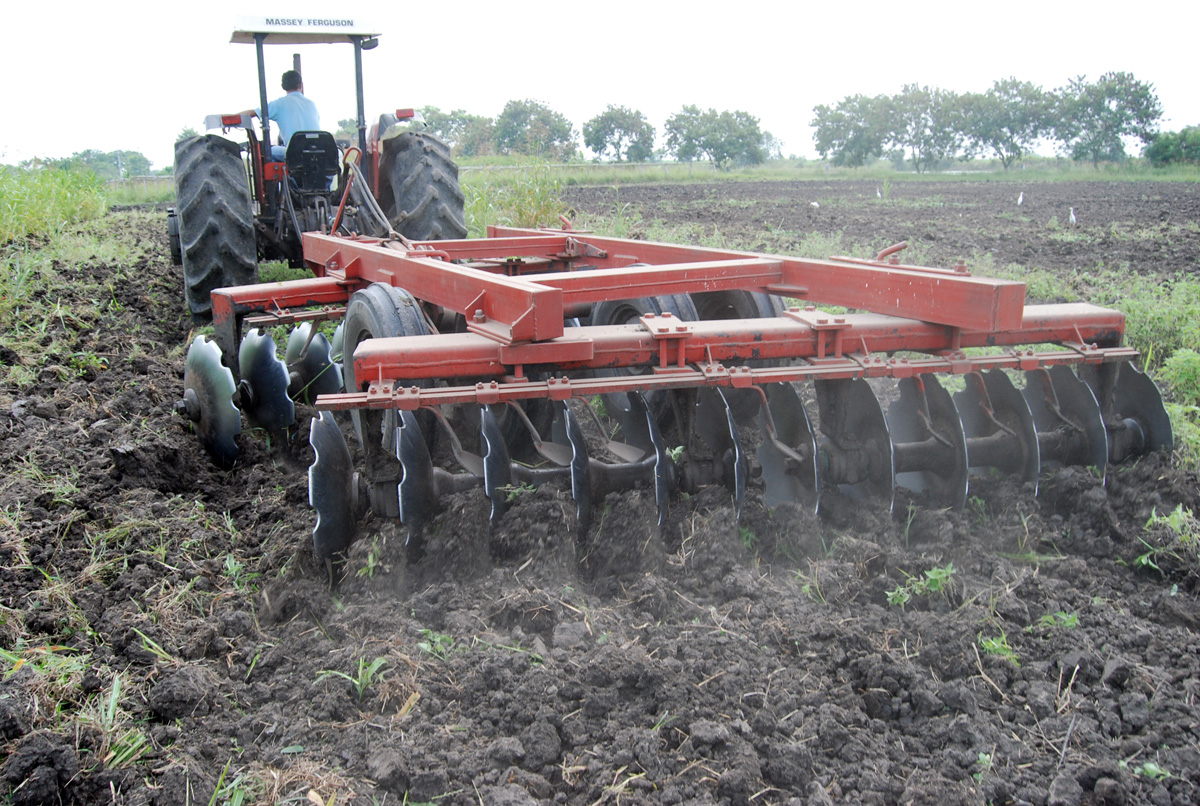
[1,180,1198,806]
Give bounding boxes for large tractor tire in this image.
[378,131,467,241]
[174,135,259,320]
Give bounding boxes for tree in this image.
[493,99,576,160]
[334,118,357,141]
[961,78,1049,170]
[888,84,967,173]
[583,105,656,162]
[811,94,891,167]
[1052,72,1163,166]
[1143,127,1200,166]
[47,149,154,179]
[419,106,496,157]
[664,106,768,168]
[177,126,199,142]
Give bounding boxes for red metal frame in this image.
[207,228,1132,411]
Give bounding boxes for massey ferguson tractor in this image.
[167,18,465,320]
[171,22,1173,588]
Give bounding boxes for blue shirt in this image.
[258,91,320,148]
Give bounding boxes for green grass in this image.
[462,163,568,236]
[104,177,174,206]
[1,165,108,242]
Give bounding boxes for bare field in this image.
[1,180,1198,806]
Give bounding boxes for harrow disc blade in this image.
[239,328,295,432]
[955,370,1040,490]
[696,388,748,517]
[815,378,895,514]
[286,322,344,403]
[1081,362,1173,458]
[627,393,672,527]
[309,411,355,586]
[560,402,593,533]
[330,321,345,363]
[758,382,819,515]
[182,335,241,466]
[1024,365,1108,480]
[396,409,436,526]
[886,374,968,511]
[481,405,513,521]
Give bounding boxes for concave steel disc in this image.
[695,388,748,517]
[286,322,344,404]
[886,374,968,512]
[182,335,241,467]
[1023,365,1108,481]
[954,370,1040,491]
[308,411,354,586]
[815,378,895,514]
[239,328,295,432]
[758,382,820,515]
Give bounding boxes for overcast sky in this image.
[4,1,1197,171]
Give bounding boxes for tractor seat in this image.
[285,131,339,191]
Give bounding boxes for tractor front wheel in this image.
[173,135,259,320]
[378,131,467,241]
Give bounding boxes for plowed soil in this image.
[1,179,1198,806]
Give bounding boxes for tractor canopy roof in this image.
[231,16,380,45]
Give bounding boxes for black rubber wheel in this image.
[591,293,698,433]
[691,290,785,422]
[343,284,434,516]
[166,207,182,266]
[691,290,784,322]
[174,135,259,320]
[378,131,467,241]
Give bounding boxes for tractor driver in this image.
[243,70,320,161]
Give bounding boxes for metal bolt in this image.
[954,259,967,274]
[473,309,486,323]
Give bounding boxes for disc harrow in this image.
[176,226,1172,584]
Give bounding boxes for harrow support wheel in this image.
[343,283,434,518]
[591,292,699,445]
[692,290,785,424]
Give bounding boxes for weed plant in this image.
[104,177,174,206]
[887,563,956,608]
[462,163,566,237]
[0,166,107,242]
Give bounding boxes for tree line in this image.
[810,72,1170,172]
[337,100,780,168]
[29,149,155,180]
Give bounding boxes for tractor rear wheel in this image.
[378,131,467,241]
[173,135,259,320]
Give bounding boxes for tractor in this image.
[166,17,465,320]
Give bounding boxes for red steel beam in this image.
[320,345,1137,412]
[348,302,1125,388]
[287,230,1025,342]
[301,233,565,343]
[491,226,1026,333]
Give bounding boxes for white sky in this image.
[3,1,1197,171]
